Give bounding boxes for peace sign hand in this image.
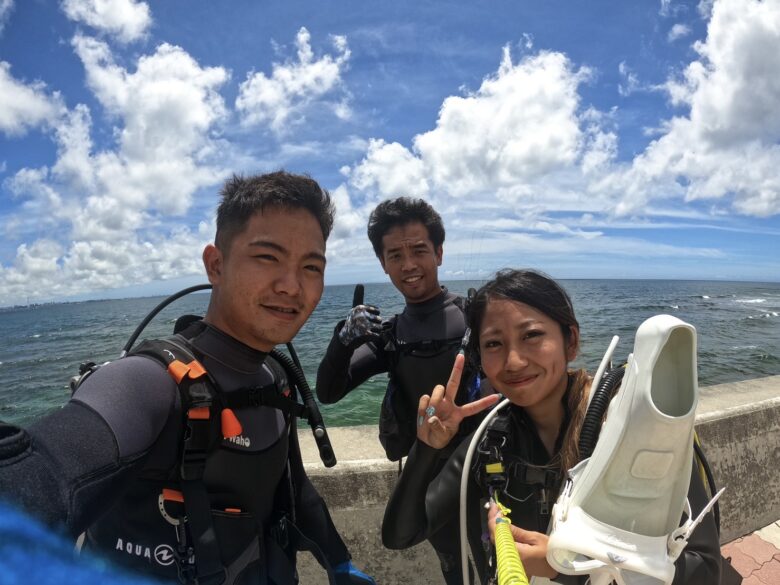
[417,352,501,450]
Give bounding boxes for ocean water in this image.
[1,279,778,428]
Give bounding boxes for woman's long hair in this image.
[466,269,591,473]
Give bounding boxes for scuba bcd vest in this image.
[69,285,341,585]
[377,293,478,462]
[71,331,339,585]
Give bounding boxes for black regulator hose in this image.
[578,365,626,460]
[122,284,337,468]
[121,284,212,357]
[275,345,337,468]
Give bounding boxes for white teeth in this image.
[404,276,422,283]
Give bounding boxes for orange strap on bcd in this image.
[167,359,207,384]
[221,408,243,438]
[162,488,185,503]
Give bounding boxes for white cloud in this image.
[236,27,351,134]
[341,45,614,216]
[618,61,640,96]
[0,0,13,35]
[71,34,229,223]
[698,0,715,19]
[668,23,692,42]
[464,216,603,239]
[348,139,430,200]
[1,36,230,304]
[413,48,597,198]
[327,44,622,255]
[0,227,210,302]
[0,62,64,136]
[7,167,63,213]
[435,227,725,285]
[51,104,96,193]
[328,37,758,275]
[329,184,366,240]
[606,0,780,217]
[61,0,151,43]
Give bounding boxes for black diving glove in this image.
[337,305,383,348]
[333,561,377,585]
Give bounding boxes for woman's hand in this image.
[417,352,500,450]
[487,502,558,579]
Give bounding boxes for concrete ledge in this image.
[693,376,780,543]
[297,376,780,583]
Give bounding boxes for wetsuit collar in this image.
[180,319,268,374]
[403,286,450,316]
[508,373,574,461]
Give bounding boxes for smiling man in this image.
[0,172,375,585]
[316,197,482,585]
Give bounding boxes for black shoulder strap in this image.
[475,410,561,493]
[474,410,511,491]
[132,336,216,410]
[131,337,226,585]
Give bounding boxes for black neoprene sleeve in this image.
[315,326,388,404]
[0,401,140,536]
[0,356,178,536]
[381,439,444,549]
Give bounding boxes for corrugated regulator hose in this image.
[577,366,625,460]
[494,497,529,585]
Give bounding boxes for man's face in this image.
[203,206,326,352]
[379,221,443,303]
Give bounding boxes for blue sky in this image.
[1,0,779,306]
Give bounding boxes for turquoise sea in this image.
[1,279,779,427]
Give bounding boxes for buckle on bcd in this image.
[271,515,290,550]
[181,408,211,480]
[159,488,186,526]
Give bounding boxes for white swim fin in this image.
[546,315,702,585]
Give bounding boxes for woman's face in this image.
[478,298,577,410]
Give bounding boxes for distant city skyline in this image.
[1,0,779,307]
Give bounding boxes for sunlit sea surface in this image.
[1,279,778,427]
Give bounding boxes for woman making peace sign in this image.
[381,269,721,584]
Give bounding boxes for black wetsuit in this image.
[317,287,472,455]
[317,287,473,585]
[0,320,350,584]
[382,399,722,585]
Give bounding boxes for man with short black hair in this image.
[0,171,375,585]
[317,196,480,585]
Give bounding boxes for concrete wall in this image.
[297,376,780,584]
[694,376,780,543]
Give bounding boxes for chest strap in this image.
[217,385,309,420]
[501,454,562,490]
[475,411,562,519]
